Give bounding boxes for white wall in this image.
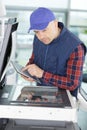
[3,0,68,9]
[71,0,87,10]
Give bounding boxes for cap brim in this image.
[28,22,49,32]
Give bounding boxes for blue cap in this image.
[29,7,56,31]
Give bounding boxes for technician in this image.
[22,7,86,98]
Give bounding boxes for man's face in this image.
[34,20,58,45]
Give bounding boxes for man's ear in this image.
[54,20,58,28]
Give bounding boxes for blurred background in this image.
[0,1,87,130]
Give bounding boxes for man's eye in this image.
[43,29,47,32]
[34,31,38,34]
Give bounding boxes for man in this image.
[22,7,86,98]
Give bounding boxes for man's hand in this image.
[21,74,34,82]
[22,64,44,78]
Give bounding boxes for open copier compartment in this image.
[0,85,80,130]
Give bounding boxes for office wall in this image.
[3,0,68,9]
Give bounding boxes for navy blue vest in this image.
[33,22,86,98]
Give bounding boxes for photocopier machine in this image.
[0,17,87,130]
[0,18,87,130]
[1,75,86,130]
